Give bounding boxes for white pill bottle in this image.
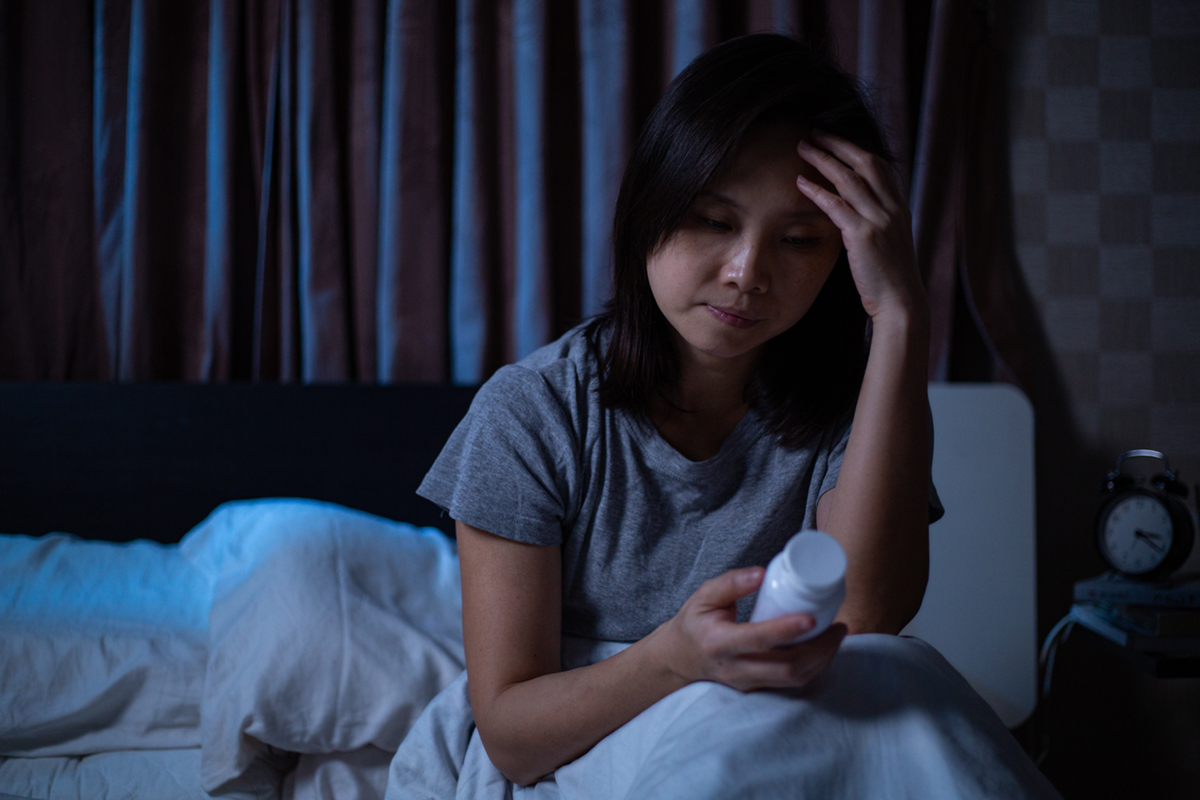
[749,529,847,643]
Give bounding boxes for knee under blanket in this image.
[385,635,1062,800]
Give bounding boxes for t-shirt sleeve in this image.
[416,366,578,546]
[816,407,946,524]
[927,411,945,523]
[818,412,854,500]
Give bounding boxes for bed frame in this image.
[0,383,477,543]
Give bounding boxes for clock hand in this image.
[1134,529,1166,553]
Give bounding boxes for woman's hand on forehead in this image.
[793,131,926,324]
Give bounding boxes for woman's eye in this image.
[695,215,730,231]
[785,236,821,248]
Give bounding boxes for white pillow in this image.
[0,533,212,757]
[187,500,465,794]
[1,531,211,632]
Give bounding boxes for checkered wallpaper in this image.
[1009,0,1200,488]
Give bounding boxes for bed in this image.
[1,384,476,800]
[0,382,1050,800]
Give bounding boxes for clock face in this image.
[1101,494,1175,575]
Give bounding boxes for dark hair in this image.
[588,33,890,447]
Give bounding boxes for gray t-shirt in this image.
[418,325,931,642]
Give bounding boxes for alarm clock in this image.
[1096,450,1195,581]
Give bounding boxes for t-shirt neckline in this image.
[630,405,769,479]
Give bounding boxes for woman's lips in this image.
[706,305,762,329]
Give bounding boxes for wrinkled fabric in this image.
[0,747,284,800]
[0,500,466,800]
[0,625,208,758]
[387,635,1062,800]
[0,534,211,757]
[1,2,1016,388]
[284,747,394,800]
[190,501,465,794]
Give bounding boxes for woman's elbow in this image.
[884,556,930,634]
[471,708,550,787]
[477,735,547,787]
[842,561,929,635]
[884,529,930,633]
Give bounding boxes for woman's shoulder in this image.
[418,328,601,540]
[513,321,602,380]
[469,322,603,435]
[484,322,601,401]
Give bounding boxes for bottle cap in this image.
[781,529,846,598]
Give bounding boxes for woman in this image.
[390,33,1058,800]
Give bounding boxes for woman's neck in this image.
[647,338,761,462]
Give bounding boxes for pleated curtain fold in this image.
[0,0,1025,388]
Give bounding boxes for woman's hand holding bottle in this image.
[652,567,847,692]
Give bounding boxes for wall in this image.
[1004,1,1199,797]
[1010,0,1199,490]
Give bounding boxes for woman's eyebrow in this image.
[697,191,827,221]
[782,210,829,222]
[697,190,742,209]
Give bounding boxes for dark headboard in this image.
[0,383,477,543]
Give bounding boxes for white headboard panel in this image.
[901,383,1038,728]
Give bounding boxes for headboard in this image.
[0,383,477,543]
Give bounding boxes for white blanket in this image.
[2,503,1061,799]
[387,635,1062,800]
[284,748,394,800]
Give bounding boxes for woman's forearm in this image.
[473,626,685,786]
[822,305,932,634]
[458,522,692,786]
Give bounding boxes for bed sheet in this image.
[0,748,284,800]
[0,748,393,800]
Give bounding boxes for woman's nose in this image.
[722,240,770,294]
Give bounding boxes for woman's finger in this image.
[778,622,848,660]
[727,625,847,689]
[796,140,886,224]
[794,171,867,236]
[726,658,814,689]
[745,621,847,661]
[810,129,904,215]
[690,567,765,613]
[723,613,816,654]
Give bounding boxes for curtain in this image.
[0,0,1023,386]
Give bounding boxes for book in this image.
[1070,604,1200,655]
[1072,572,1200,608]
[1110,605,1200,637]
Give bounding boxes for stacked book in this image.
[1071,572,1200,656]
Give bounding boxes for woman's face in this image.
[647,122,845,369]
